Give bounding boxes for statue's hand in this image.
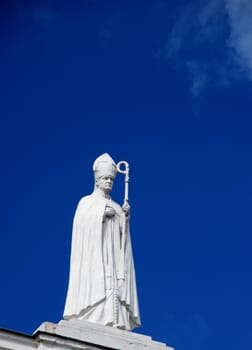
[104,206,116,217]
[122,202,130,216]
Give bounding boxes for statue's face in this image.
[96,175,114,193]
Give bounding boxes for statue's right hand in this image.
[104,206,116,217]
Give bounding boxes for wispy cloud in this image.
[166,0,252,96]
[16,3,60,26]
[225,0,252,78]
[186,61,209,97]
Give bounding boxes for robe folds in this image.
[63,191,141,330]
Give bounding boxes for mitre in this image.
[93,153,117,179]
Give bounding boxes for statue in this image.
[63,153,141,331]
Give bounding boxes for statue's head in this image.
[93,153,117,193]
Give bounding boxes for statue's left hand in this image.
[122,202,130,216]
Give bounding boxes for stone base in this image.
[34,320,174,350]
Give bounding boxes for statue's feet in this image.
[112,323,120,328]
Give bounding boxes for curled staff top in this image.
[116,161,129,204]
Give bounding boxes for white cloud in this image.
[166,0,252,96]
[225,0,252,78]
[186,61,209,97]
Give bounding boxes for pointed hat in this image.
[93,153,117,179]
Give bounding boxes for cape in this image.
[63,191,141,330]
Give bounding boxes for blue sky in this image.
[0,1,252,349]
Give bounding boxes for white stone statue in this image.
[63,153,141,331]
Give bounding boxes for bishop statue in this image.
[63,153,141,330]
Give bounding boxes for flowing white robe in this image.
[63,191,141,330]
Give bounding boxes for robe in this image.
[63,191,141,330]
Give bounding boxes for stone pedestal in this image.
[34,320,173,350]
[0,320,174,350]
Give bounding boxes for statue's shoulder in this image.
[73,195,94,219]
[76,194,93,208]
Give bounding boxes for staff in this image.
[114,161,129,325]
[117,161,130,255]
